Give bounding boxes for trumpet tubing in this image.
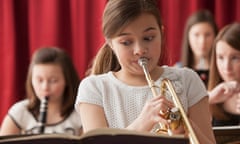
[161,79,199,144]
[138,57,200,144]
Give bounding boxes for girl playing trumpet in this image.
[75,0,216,143]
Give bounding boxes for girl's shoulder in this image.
[8,99,35,129]
[161,65,202,89]
[9,99,29,113]
[162,65,197,78]
[80,72,114,85]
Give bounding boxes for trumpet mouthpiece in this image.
[138,57,148,67]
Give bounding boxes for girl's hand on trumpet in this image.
[127,96,174,132]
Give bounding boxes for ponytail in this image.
[90,43,121,75]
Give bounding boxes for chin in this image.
[130,69,144,76]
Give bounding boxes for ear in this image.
[161,25,164,35]
[161,25,164,31]
[107,40,116,56]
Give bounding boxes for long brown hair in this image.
[89,0,166,75]
[208,22,240,90]
[181,9,218,67]
[26,47,80,118]
[208,22,240,120]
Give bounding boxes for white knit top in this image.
[9,99,82,135]
[75,66,207,129]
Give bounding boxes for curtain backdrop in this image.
[1,0,240,124]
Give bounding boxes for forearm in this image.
[126,117,154,132]
[189,119,216,144]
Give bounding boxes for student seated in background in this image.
[175,9,218,87]
[208,23,240,126]
[75,0,216,143]
[0,47,82,135]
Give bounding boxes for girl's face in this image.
[216,40,240,82]
[31,64,66,102]
[189,22,215,58]
[110,13,161,75]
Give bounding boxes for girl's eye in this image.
[120,41,132,46]
[216,55,224,60]
[231,55,240,61]
[205,32,211,37]
[37,78,43,83]
[193,33,199,37]
[49,79,58,83]
[144,36,154,41]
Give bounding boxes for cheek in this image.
[216,60,224,74]
[189,36,196,47]
[206,37,214,48]
[151,48,161,59]
[53,82,66,95]
[114,47,131,60]
[233,64,240,76]
[31,79,39,91]
[115,52,127,67]
[151,41,161,56]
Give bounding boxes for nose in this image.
[198,35,206,46]
[41,81,50,91]
[133,42,147,56]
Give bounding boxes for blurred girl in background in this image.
[0,47,82,135]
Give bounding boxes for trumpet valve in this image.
[168,107,182,130]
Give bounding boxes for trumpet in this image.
[138,57,199,144]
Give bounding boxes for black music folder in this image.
[213,125,240,144]
[0,128,189,144]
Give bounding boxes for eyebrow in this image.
[118,27,157,36]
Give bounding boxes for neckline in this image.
[107,66,169,89]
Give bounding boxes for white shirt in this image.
[75,66,207,129]
[9,99,82,135]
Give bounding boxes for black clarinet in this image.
[37,96,49,134]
